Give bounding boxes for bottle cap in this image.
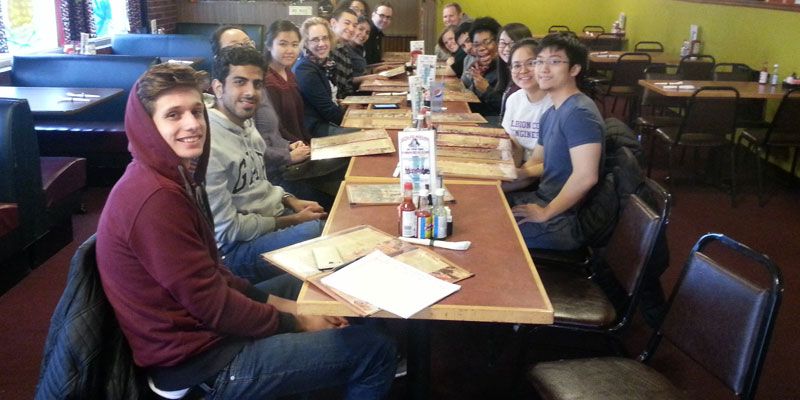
[435,188,445,196]
[403,182,413,190]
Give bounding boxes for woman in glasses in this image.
[293,17,345,137]
[495,23,532,117]
[501,38,553,192]
[462,17,502,116]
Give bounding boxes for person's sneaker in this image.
[394,356,408,378]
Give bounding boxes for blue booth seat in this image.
[10,54,156,185]
[112,33,213,72]
[11,54,158,124]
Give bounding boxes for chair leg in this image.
[730,145,737,207]
[646,135,658,177]
[755,145,765,206]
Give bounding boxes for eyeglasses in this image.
[510,59,537,73]
[498,40,513,49]
[307,36,330,46]
[533,59,570,67]
[471,38,496,49]
[228,39,255,48]
[374,13,392,20]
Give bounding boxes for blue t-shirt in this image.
[535,93,604,203]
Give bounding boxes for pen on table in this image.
[327,255,365,273]
[60,97,91,102]
[66,92,100,98]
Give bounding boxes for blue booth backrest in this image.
[0,98,48,243]
[112,33,213,72]
[175,22,266,52]
[10,54,157,122]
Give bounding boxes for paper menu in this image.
[320,250,460,319]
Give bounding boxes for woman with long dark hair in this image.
[494,23,532,117]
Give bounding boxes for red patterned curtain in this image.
[0,6,7,53]
[126,0,147,33]
[60,0,96,42]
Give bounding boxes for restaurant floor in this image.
[1,159,798,399]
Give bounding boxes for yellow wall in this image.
[438,0,618,37]
[615,0,800,76]
[449,0,800,78]
[450,0,800,173]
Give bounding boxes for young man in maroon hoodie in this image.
[95,63,396,399]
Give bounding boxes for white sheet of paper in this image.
[320,250,460,319]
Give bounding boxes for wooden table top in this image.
[638,79,790,99]
[589,51,679,66]
[0,86,124,116]
[297,179,554,324]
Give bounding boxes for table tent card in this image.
[398,129,438,195]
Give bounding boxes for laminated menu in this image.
[310,129,394,160]
[262,225,473,316]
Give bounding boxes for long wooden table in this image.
[297,68,552,398]
[638,79,790,99]
[0,86,124,116]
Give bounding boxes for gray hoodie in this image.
[206,107,287,253]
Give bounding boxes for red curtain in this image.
[126,0,146,33]
[60,0,96,42]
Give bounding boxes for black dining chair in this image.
[634,41,664,53]
[634,65,686,159]
[531,189,666,352]
[677,54,716,80]
[713,63,768,129]
[648,86,740,205]
[588,33,624,51]
[737,88,800,206]
[582,25,605,35]
[528,233,783,400]
[588,52,651,123]
[547,25,571,33]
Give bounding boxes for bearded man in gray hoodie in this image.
[206,46,327,283]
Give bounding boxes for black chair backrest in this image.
[766,88,800,139]
[589,33,624,51]
[634,41,664,53]
[609,52,652,88]
[678,86,739,140]
[713,62,755,82]
[582,25,605,34]
[677,54,716,80]
[548,25,571,33]
[606,196,660,294]
[644,233,783,400]
[0,98,48,244]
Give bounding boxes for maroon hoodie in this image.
[96,81,285,370]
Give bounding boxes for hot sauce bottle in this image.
[399,182,417,237]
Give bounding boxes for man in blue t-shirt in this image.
[508,33,604,250]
